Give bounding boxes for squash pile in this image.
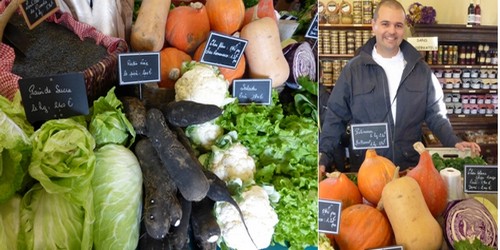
[319,142,453,250]
[130,0,290,89]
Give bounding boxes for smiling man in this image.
[318,0,481,173]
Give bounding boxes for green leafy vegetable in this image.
[432,153,488,174]
[18,184,87,250]
[217,91,318,249]
[243,0,259,8]
[454,238,496,250]
[88,87,136,148]
[0,98,33,203]
[28,118,96,249]
[92,144,143,250]
[0,195,21,249]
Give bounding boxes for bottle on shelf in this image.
[467,1,475,25]
[474,0,481,26]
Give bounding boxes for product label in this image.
[200,32,247,69]
[318,199,341,234]
[232,79,272,105]
[18,72,89,124]
[464,165,498,193]
[118,52,161,85]
[351,122,389,150]
[20,0,59,29]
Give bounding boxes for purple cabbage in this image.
[444,198,498,249]
[282,41,317,87]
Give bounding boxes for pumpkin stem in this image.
[391,166,400,181]
[168,68,181,81]
[251,4,260,22]
[413,142,426,155]
[325,171,341,179]
[376,199,384,211]
[189,1,204,10]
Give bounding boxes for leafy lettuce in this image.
[0,194,21,249]
[217,91,318,249]
[0,92,33,203]
[92,144,143,250]
[28,118,96,249]
[88,87,136,148]
[18,184,86,249]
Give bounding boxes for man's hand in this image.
[319,164,326,181]
[455,141,481,156]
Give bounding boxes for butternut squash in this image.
[378,174,443,250]
[240,17,289,88]
[130,0,171,52]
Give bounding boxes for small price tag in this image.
[305,13,318,39]
[200,32,247,69]
[118,52,161,85]
[19,72,89,124]
[464,165,498,193]
[232,79,272,105]
[20,0,59,30]
[318,199,341,234]
[351,123,389,150]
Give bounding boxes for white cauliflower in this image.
[210,142,256,183]
[174,62,235,108]
[215,185,279,250]
[186,119,224,151]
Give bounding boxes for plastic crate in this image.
[427,147,472,159]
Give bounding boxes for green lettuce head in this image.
[88,87,136,148]
[0,94,33,203]
[28,118,96,249]
[18,184,86,250]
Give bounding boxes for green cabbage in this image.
[92,144,143,250]
[88,87,136,148]
[28,118,96,249]
[18,184,86,249]
[0,106,33,203]
[0,194,21,249]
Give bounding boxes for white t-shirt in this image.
[372,46,406,124]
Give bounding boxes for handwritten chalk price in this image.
[464,165,498,193]
[18,73,89,124]
[318,199,342,234]
[351,123,389,150]
[118,52,161,85]
[200,32,247,69]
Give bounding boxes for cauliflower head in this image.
[215,185,279,250]
[210,142,255,183]
[174,62,234,108]
[186,120,224,151]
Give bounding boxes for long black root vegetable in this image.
[121,96,147,136]
[161,100,223,127]
[135,138,183,240]
[282,41,317,86]
[168,192,192,250]
[190,197,221,246]
[145,108,210,201]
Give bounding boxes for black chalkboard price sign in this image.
[305,13,318,39]
[20,0,59,29]
[118,52,161,85]
[464,165,498,193]
[351,123,389,150]
[318,199,342,234]
[18,72,89,124]
[200,32,247,69]
[232,79,272,105]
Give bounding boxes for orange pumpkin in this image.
[334,204,393,250]
[357,149,397,205]
[205,0,245,35]
[193,40,246,85]
[242,0,278,26]
[158,47,192,89]
[165,2,211,54]
[319,171,362,210]
[406,142,448,217]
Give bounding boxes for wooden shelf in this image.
[443,89,497,94]
[319,24,372,29]
[319,53,355,58]
[411,24,498,44]
[429,64,498,69]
